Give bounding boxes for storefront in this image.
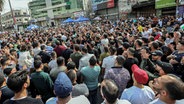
[92,0,118,20]
[132,0,156,17]
[155,0,176,16]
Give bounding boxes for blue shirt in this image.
[121,86,155,104]
[81,66,101,91]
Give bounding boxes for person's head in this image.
[56,41,60,46]
[54,72,72,102]
[134,39,143,49]
[40,45,46,50]
[57,57,65,66]
[51,51,57,59]
[149,41,159,51]
[20,44,27,51]
[151,50,163,61]
[127,47,135,57]
[109,46,117,55]
[176,41,184,51]
[122,42,130,51]
[67,61,76,70]
[140,46,150,57]
[34,55,42,61]
[4,64,17,77]
[89,56,97,66]
[155,61,174,76]
[7,70,30,93]
[158,35,166,42]
[34,60,43,69]
[152,74,184,102]
[131,64,149,84]
[0,73,5,87]
[73,44,80,52]
[67,70,77,85]
[115,55,125,66]
[104,46,109,53]
[81,47,88,54]
[101,79,119,104]
[0,56,10,68]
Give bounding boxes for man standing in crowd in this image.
[50,56,67,81]
[101,79,131,104]
[149,74,184,104]
[31,60,54,103]
[80,56,101,104]
[0,73,14,103]
[121,64,155,104]
[104,55,130,96]
[3,70,43,104]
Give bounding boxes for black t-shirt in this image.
[3,97,43,104]
[0,86,14,104]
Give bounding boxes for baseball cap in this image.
[54,72,72,98]
[156,61,174,74]
[152,50,163,56]
[131,64,149,84]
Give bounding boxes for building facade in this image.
[28,0,83,27]
[1,10,30,31]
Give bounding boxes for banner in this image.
[155,0,176,9]
[92,0,114,11]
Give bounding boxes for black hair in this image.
[67,61,76,70]
[41,45,46,50]
[73,44,80,51]
[34,60,42,69]
[136,39,143,47]
[152,41,159,49]
[89,56,97,66]
[82,47,88,53]
[57,57,65,66]
[109,46,117,55]
[7,70,28,93]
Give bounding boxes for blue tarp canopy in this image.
[74,16,89,22]
[63,18,75,23]
[26,24,39,30]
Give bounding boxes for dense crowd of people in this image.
[0,15,184,104]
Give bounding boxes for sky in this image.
[2,0,32,14]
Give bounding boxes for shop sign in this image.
[155,0,176,9]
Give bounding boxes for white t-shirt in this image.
[102,55,117,75]
[121,86,155,104]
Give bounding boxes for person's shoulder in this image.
[67,95,90,104]
[118,99,131,104]
[25,97,43,103]
[46,97,57,104]
[3,97,43,104]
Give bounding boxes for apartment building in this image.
[28,0,83,26]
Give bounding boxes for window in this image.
[65,5,70,9]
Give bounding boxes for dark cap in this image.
[152,50,163,56]
[156,61,174,74]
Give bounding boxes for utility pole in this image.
[8,0,17,30]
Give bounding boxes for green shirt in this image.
[31,71,54,102]
[81,66,101,91]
